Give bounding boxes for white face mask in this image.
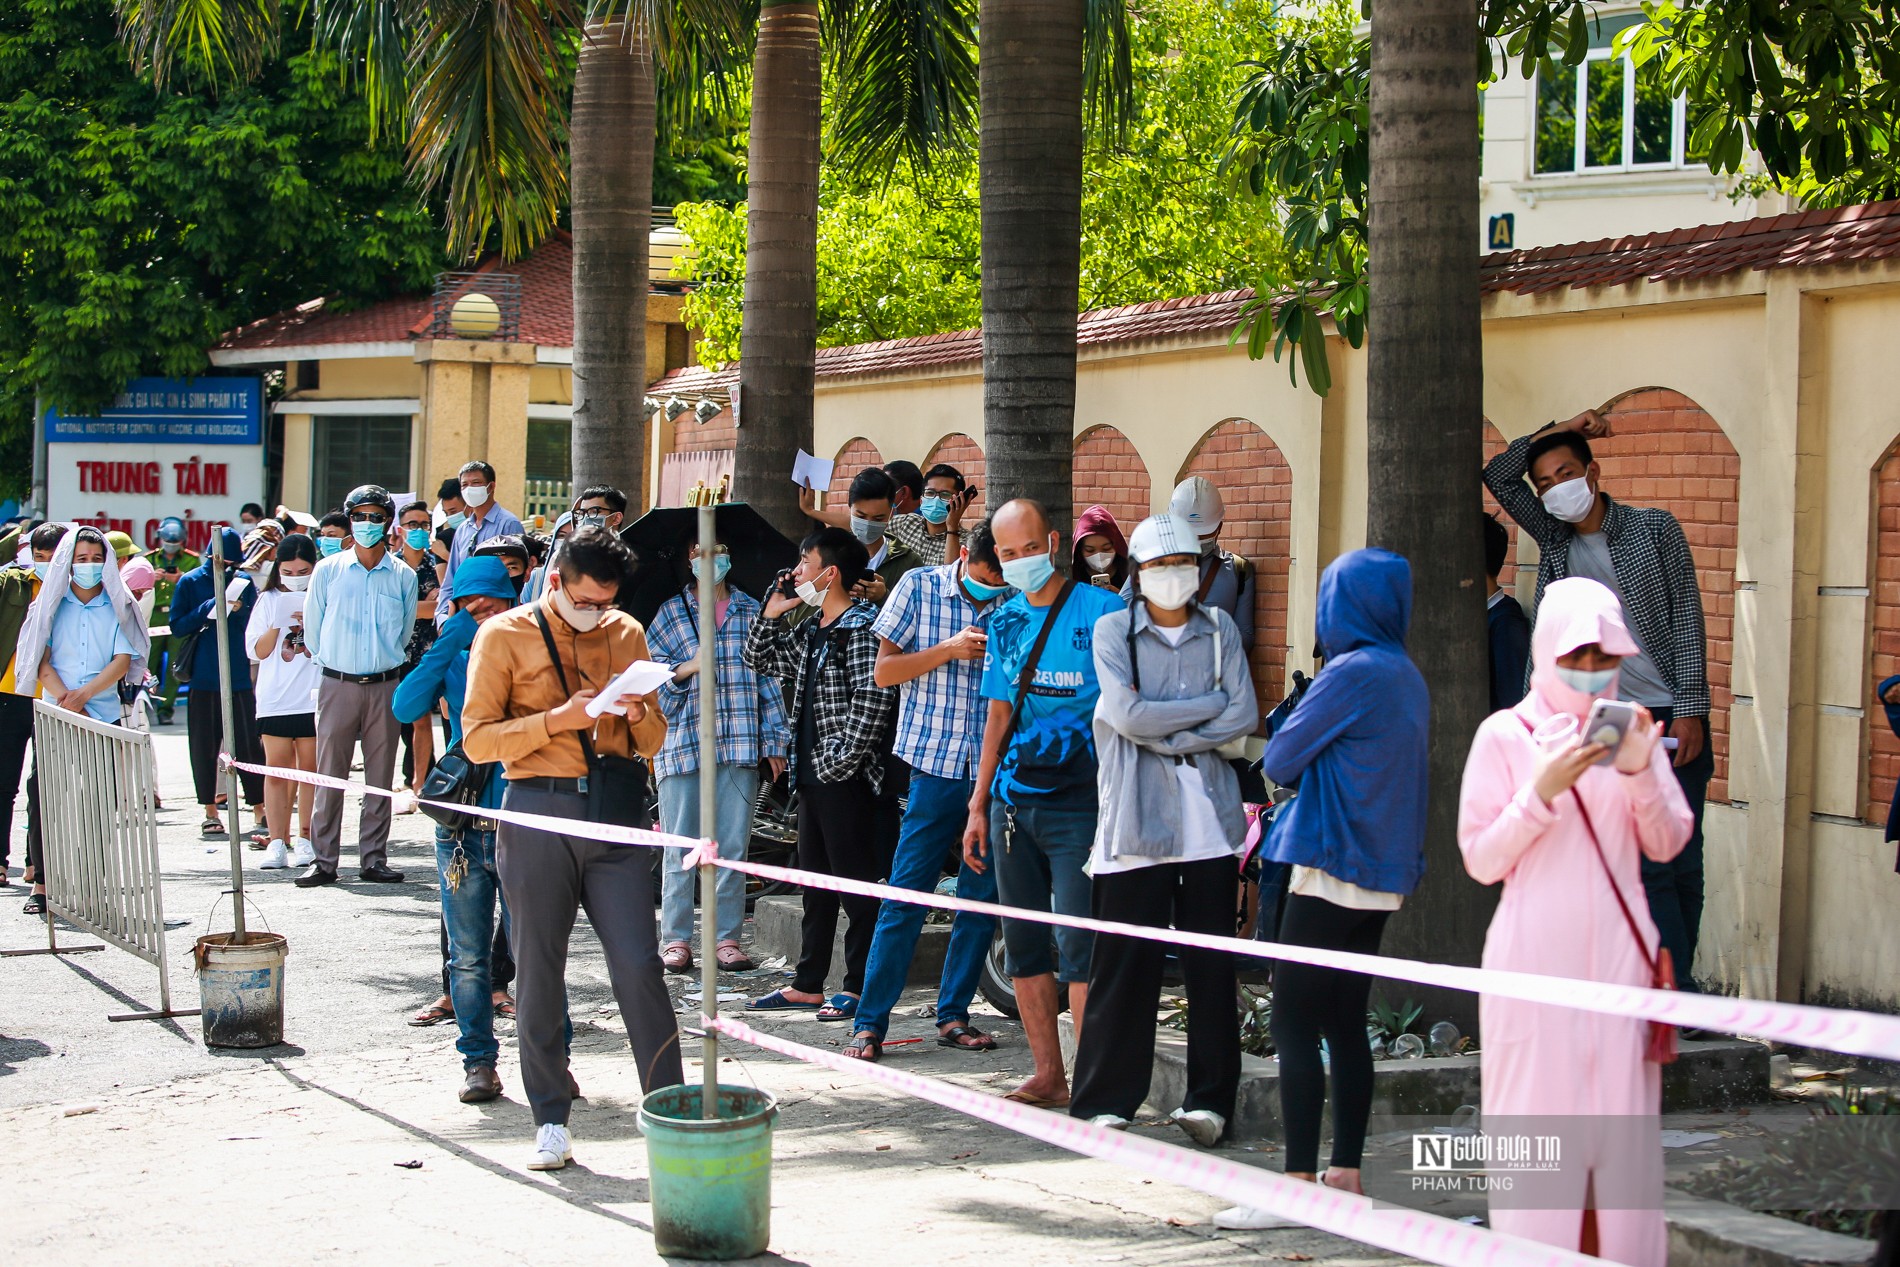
[549,584,602,632]
[462,484,491,509]
[1139,564,1200,612]
[1084,551,1117,574]
[1540,475,1596,524]
[795,573,831,608]
[281,574,311,592]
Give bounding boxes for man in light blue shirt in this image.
[435,460,525,625]
[300,484,418,888]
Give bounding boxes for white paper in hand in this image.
[585,660,675,718]
[791,448,835,492]
[225,576,251,602]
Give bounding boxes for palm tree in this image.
[1361,0,1492,1015]
[114,0,747,503]
[977,0,1129,530]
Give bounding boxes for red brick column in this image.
[924,433,987,510]
[1867,443,1900,822]
[1482,420,1522,591]
[828,438,884,502]
[1071,425,1151,536]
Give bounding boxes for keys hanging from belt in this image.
[1003,802,1018,855]
[445,844,469,894]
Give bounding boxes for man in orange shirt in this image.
[462,525,680,1172]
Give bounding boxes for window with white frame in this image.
[1534,51,1712,174]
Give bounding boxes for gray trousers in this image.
[311,675,400,871]
[497,783,684,1126]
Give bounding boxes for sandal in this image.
[816,993,859,1022]
[715,941,755,972]
[22,893,47,916]
[408,1001,454,1027]
[661,944,693,974]
[492,996,517,1019]
[937,1023,998,1051]
[843,1032,881,1062]
[746,988,820,1012]
[200,819,226,840]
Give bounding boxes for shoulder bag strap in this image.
[536,606,599,772]
[1000,579,1075,748]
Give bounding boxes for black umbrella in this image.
[618,502,800,626]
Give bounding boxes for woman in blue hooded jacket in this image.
[1239,548,1429,1216]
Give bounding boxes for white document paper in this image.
[225,576,251,601]
[585,660,676,718]
[284,510,320,529]
[791,448,835,492]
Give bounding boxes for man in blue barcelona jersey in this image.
[963,498,1123,1109]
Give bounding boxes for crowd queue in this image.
[0,410,1723,1262]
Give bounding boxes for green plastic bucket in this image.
[640,1084,777,1260]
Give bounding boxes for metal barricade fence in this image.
[11,700,196,1022]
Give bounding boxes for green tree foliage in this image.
[0,0,446,495]
[674,0,1287,368]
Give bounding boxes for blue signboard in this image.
[45,376,262,445]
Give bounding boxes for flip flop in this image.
[937,1023,997,1051]
[1002,1089,1070,1109]
[746,988,820,1012]
[843,1033,881,1063]
[816,993,859,1022]
[408,1002,454,1027]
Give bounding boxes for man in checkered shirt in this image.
[1484,407,1715,992]
[840,520,1012,1062]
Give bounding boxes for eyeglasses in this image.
[562,596,615,612]
[349,512,388,525]
[575,505,615,517]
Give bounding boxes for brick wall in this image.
[925,433,987,509]
[829,437,884,502]
[1176,419,1293,707]
[1482,421,1521,592]
[1596,389,1738,803]
[673,406,734,455]
[1072,425,1152,534]
[1868,444,1900,821]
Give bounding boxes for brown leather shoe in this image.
[459,1064,502,1104]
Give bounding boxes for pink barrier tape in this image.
[226,756,1900,1062]
[706,1015,1594,1267]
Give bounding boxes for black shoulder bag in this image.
[419,742,494,833]
[997,579,1076,754]
[536,608,653,827]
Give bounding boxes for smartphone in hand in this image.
[1583,699,1638,766]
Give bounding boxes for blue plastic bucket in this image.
[640,1084,777,1259]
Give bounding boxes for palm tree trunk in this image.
[570,20,656,505]
[734,0,822,539]
[1363,0,1492,1023]
[979,0,1083,534]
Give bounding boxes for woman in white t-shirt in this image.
[244,534,322,871]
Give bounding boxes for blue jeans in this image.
[1641,706,1714,992]
[990,789,1097,984]
[435,824,506,1070]
[855,773,997,1040]
[658,764,760,946]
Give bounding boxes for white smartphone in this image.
[1583,699,1639,766]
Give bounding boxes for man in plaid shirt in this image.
[1485,407,1716,992]
[742,527,899,1017]
[647,536,789,975]
[839,521,1012,1061]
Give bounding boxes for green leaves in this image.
[826,0,979,174]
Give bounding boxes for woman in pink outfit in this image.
[1458,577,1693,1266]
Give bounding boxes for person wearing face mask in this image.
[1214,548,1428,1231]
[521,514,571,604]
[395,500,442,794]
[170,526,269,844]
[0,522,60,892]
[645,539,789,975]
[742,527,899,1019]
[1071,505,1130,590]
[437,460,524,627]
[461,525,679,1171]
[962,499,1125,1108]
[1456,577,1692,1264]
[1070,514,1257,1144]
[1164,476,1257,653]
[245,533,323,871]
[471,534,532,598]
[300,485,419,887]
[432,477,466,565]
[1484,409,1713,997]
[146,517,199,724]
[570,484,627,534]
[795,466,921,608]
[315,511,351,559]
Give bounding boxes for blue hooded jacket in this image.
[393,555,517,812]
[1263,548,1430,894]
[169,527,256,690]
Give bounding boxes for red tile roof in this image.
[653,199,1900,394]
[217,233,577,353]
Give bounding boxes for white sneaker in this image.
[1213,1205,1303,1231]
[290,838,316,867]
[528,1123,571,1171]
[259,839,290,869]
[1088,1113,1132,1130]
[1171,1107,1226,1148]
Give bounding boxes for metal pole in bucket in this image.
[209,530,247,944]
[695,502,719,1119]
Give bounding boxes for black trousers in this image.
[440,914,515,995]
[1270,893,1392,1172]
[187,685,265,807]
[1070,857,1242,1127]
[0,695,33,870]
[792,775,885,996]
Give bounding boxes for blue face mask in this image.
[404,528,431,551]
[318,536,344,557]
[1555,665,1619,696]
[918,494,952,525]
[1000,549,1056,594]
[70,562,105,589]
[442,512,467,532]
[961,570,1008,602]
[31,562,49,581]
[351,521,386,548]
[690,555,733,585]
